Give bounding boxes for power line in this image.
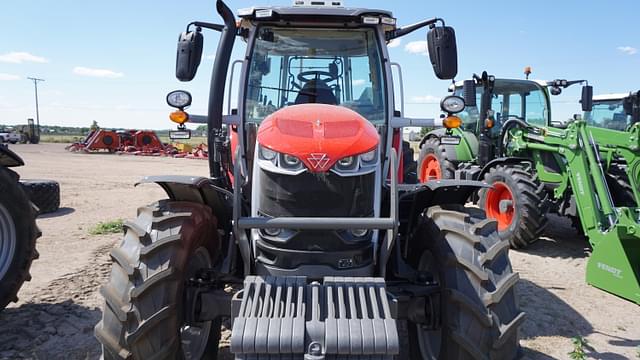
[27,77,45,130]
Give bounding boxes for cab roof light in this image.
[362,16,380,24]
[255,9,273,18]
[381,17,396,25]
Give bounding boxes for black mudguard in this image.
[399,179,488,228]
[0,145,24,167]
[136,175,232,224]
[477,157,532,181]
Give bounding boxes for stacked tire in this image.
[20,179,60,214]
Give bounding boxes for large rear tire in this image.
[0,167,40,311]
[95,200,222,360]
[478,165,548,249]
[407,205,524,359]
[417,137,456,182]
[20,179,60,214]
[606,164,636,207]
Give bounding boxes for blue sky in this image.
[1,0,639,129]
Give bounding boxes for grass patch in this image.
[568,336,591,360]
[90,219,124,235]
[40,134,83,144]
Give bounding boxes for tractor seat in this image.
[294,79,337,105]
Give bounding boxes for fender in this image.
[400,180,489,228]
[400,179,490,258]
[0,145,24,167]
[477,157,532,181]
[136,175,232,224]
[418,128,477,163]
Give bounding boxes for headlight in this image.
[336,156,357,171]
[361,149,376,163]
[259,146,277,161]
[440,95,465,114]
[350,229,369,238]
[281,153,302,169]
[257,144,305,174]
[166,90,192,109]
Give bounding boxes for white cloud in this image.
[0,73,20,81]
[352,79,366,86]
[0,51,48,64]
[617,46,637,55]
[405,41,429,56]
[410,95,440,104]
[388,39,402,48]
[73,66,124,78]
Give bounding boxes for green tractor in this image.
[582,91,640,207]
[417,72,587,248]
[503,110,640,304]
[419,74,640,303]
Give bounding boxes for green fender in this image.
[422,128,478,162]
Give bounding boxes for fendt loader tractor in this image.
[417,72,589,248]
[582,91,640,207]
[418,74,640,303]
[95,1,524,359]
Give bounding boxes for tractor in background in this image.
[419,73,640,303]
[19,118,40,144]
[418,72,588,248]
[95,1,524,359]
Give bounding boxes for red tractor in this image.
[95,1,523,359]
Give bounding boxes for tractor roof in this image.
[237,5,393,22]
[593,93,631,101]
[449,78,548,91]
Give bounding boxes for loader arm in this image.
[507,121,640,304]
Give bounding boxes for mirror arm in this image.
[386,17,444,40]
[188,21,225,32]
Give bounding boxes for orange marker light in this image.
[485,118,494,129]
[443,116,462,129]
[170,110,189,125]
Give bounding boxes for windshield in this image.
[454,79,549,137]
[585,99,632,131]
[244,27,386,124]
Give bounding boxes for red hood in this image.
[257,104,379,173]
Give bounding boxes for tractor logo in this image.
[308,153,330,169]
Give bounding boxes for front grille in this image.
[258,169,375,217]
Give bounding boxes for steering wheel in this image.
[504,114,525,121]
[297,70,337,84]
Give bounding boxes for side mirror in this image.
[462,80,476,107]
[176,30,204,82]
[581,85,593,112]
[427,26,458,80]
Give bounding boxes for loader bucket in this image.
[586,208,640,304]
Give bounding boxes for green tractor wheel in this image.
[417,137,456,182]
[478,165,548,249]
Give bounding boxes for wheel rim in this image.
[181,246,213,359]
[484,181,515,231]
[419,154,442,182]
[0,202,17,280]
[415,250,441,359]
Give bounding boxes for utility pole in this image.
[27,77,44,129]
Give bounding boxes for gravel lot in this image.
[1,143,638,359]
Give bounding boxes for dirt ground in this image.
[1,143,638,359]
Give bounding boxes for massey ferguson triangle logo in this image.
[308,153,330,169]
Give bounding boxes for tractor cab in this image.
[585,91,640,131]
[451,77,551,138]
